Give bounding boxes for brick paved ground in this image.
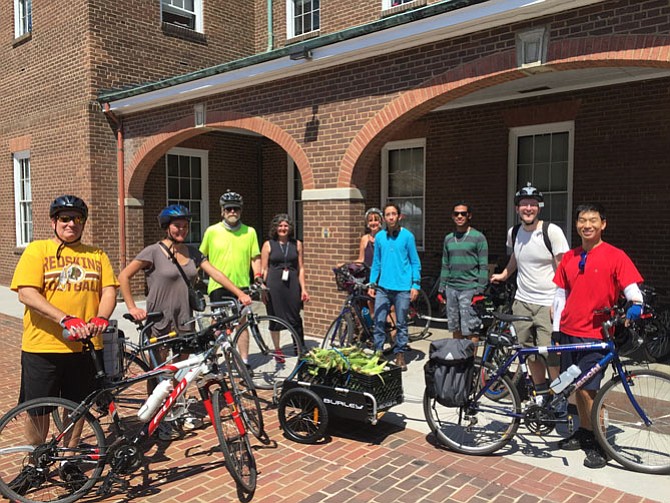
[0,314,661,503]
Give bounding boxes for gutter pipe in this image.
[103,104,127,270]
[267,0,274,51]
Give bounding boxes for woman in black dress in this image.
[261,214,309,346]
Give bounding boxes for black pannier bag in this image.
[424,338,476,407]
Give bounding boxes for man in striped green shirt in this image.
[439,202,489,342]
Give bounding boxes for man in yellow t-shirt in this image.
[9,195,118,493]
[200,190,261,366]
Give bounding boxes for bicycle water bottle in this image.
[137,380,173,421]
[361,307,373,327]
[549,364,581,394]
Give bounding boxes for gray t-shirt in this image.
[505,222,569,306]
[136,242,205,334]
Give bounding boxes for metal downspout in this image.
[267,0,273,51]
[103,104,127,270]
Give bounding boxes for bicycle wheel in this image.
[424,361,521,455]
[0,397,106,503]
[321,312,355,349]
[278,387,329,444]
[210,388,257,492]
[233,315,302,390]
[477,347,525,402]
[223,346,265,441]
[643,309,670,363]
[407,288,432,341]
[592,369,670,474]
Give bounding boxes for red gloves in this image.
[89,317,109,330]
[60,316,87,341]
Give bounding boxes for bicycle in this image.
[227,283,304,390]
[0,309,262,503]
[322,264,431,349]
[423,306,670,474]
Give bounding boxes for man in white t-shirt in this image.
[491,183,569,400]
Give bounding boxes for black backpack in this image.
[511,221,553,257]
[424,339,476,407]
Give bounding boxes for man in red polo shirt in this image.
[552,203,643,469]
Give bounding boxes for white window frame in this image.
[507,121,574,242]
[165,147,209,244]
[13,150,32,247]
[287,156,304,241]
[381,138,426,251]
[161,0,203,33]
[14,0,32,38]
[382,0,416,10]
[286,0,320,39]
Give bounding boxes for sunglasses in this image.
[453,211,469,217]
[224,207,241,213]
[578,250,587,274]
[56,215,86,225]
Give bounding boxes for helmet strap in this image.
[53,229,82,260]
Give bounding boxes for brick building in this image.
[2,0,669,336]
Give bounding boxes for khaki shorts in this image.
[512,299,559,366]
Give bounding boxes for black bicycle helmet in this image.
[158,204,192,229]
[514,182,544,205]
[219,190,243,209]
[49,195,89,219]
[364,207,383,221]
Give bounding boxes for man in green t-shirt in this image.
[439,202,488,343]
[200,190,261,366]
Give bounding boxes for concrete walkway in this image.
[0,286,667,502]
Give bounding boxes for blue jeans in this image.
[372,288,410,354]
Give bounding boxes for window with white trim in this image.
[13,151,32,247]
[286,0,320,39]
[161,0,203,32]
[166,148,209,243]
[14,0,32,38]
[287,158,304,241]
[382,0,416,9]
[381,139,425,250]
[508,121,574,240]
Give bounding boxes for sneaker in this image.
[157,422,180,441]
[8,465,43,496]
[59,462,87,492]
[181,413,204,431]
[584,442,609,469]
[557,427,594,451]
[274,349,285,364]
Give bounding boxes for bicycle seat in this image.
[122,312,163,325]
[492,312,532,323]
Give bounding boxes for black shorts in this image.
[210,286,240,303]
[19,351,98,406]
[556,333,608,391]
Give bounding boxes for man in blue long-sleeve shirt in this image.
[368,203,421,371]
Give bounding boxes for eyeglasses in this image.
[224,207,241,213]
[56,215,86,225]
[453,211,469,217]
[578,250,587,274]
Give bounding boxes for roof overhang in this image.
[100,0,606,115]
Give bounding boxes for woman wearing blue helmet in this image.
[118,204,251,439]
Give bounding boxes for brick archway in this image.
[339,33,670,187]
[126,111,313,199]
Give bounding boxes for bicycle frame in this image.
[474,338,653,427]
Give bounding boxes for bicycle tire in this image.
[278,387,329,444]
[223,346,265,441]
[407,288,432,342]
[232,315,303,390]
[643,308,670,363]
[591,369,670,474]
[424,361,521,455]
[211,388,257,492]
[321,312,355,349]
[476,348,526,402]
[0,397,106,503]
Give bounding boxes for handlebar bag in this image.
[424,338,475,407]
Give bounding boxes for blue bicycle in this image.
[424,306,670,474]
